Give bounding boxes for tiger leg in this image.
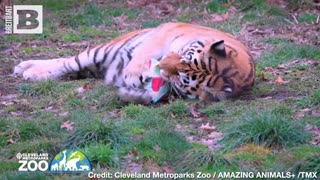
[122,30,171,88]
[13,46,101,81]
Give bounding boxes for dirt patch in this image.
[240,90,300,101]
[0,65,21,96]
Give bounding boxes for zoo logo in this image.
[49,149,92,172]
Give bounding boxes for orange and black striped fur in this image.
[159,40,255,102]
[13,22,255,104]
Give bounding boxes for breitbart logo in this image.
[5,5,43,34]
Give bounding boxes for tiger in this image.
[159,40,255,103]
[13,22,255,104]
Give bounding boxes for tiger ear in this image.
[210,40,226,58]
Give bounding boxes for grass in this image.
[222,110,310,148]
[19,80,59,96]
[206,0,228,14]
[1,0,320,178]
[81,143,120,168]
[296,90,320,108]
[177,148,234,172]
[258,43,320,68]
[63,121,128,148]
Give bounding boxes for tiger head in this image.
[159,40,255,103]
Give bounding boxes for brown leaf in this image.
[45,106,59,113]
[143,160,161,172]
[200,138,220,150]
[77,83,92,93]
[211,12,229,22]
[131,147,139,157]
[170,113,176,118]
[228,6,237,14]
[263,96,273,100]
[293,108,311,120]
[163,166,174,173]
[311,110,320,118]
[1,94,18,100]
[59,112,69,117]
[153,144,161,152]
[10,111,23,116]
[188,103,201,118]
[274,76,289,84]
[108,109,120,117]
[200,123,216,131]
[208,131,223,139]
[1,101,14,106]
[60,120,74,131]
[127,162,142,173]
[7,138,15,144]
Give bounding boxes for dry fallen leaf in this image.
[175,124,186,134]
[200,123,216,131]
[208,131,223,139]
[163,166,174,173]
[275,76,289,84]
[153,145,161,152]
[186,136,194,143]
[311,110,320,118]
[211,12,229,22]
[60,120,74,131]
[127,162,142,173]
[1,101,14,106]
[293,108,311,120]
[10,111,23,116]
[131,147,139,157]
[170,113,176,118]
[305,123,320,146]
[1,94,18,99]
[143,160,161,172]
[7,138,15,144]
[77,84,92,93]
[200,138,221,150]
[228,6,237,14]
[263,96,273,100]
[59,112,69,117]
[188,103,201,118]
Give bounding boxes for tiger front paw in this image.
[123,63,151,88]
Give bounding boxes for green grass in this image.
[18,122,42,141]
[81,143,120,168]
[206,0,228,14]
[222,110,310,148]
[298,13,318,23]
[258,43,320,68]
[1,0,320,178]
[262,37,291,45]
[296,90,320,108]
[178,148,234,172]
[291,153,320,173]
[63,120,128,148]
[19,80,59,96]
[142,20,162,28]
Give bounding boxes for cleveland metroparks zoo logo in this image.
[5,5,43,34]
[49,149,92,172]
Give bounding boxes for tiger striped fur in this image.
[13,22,255,104]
